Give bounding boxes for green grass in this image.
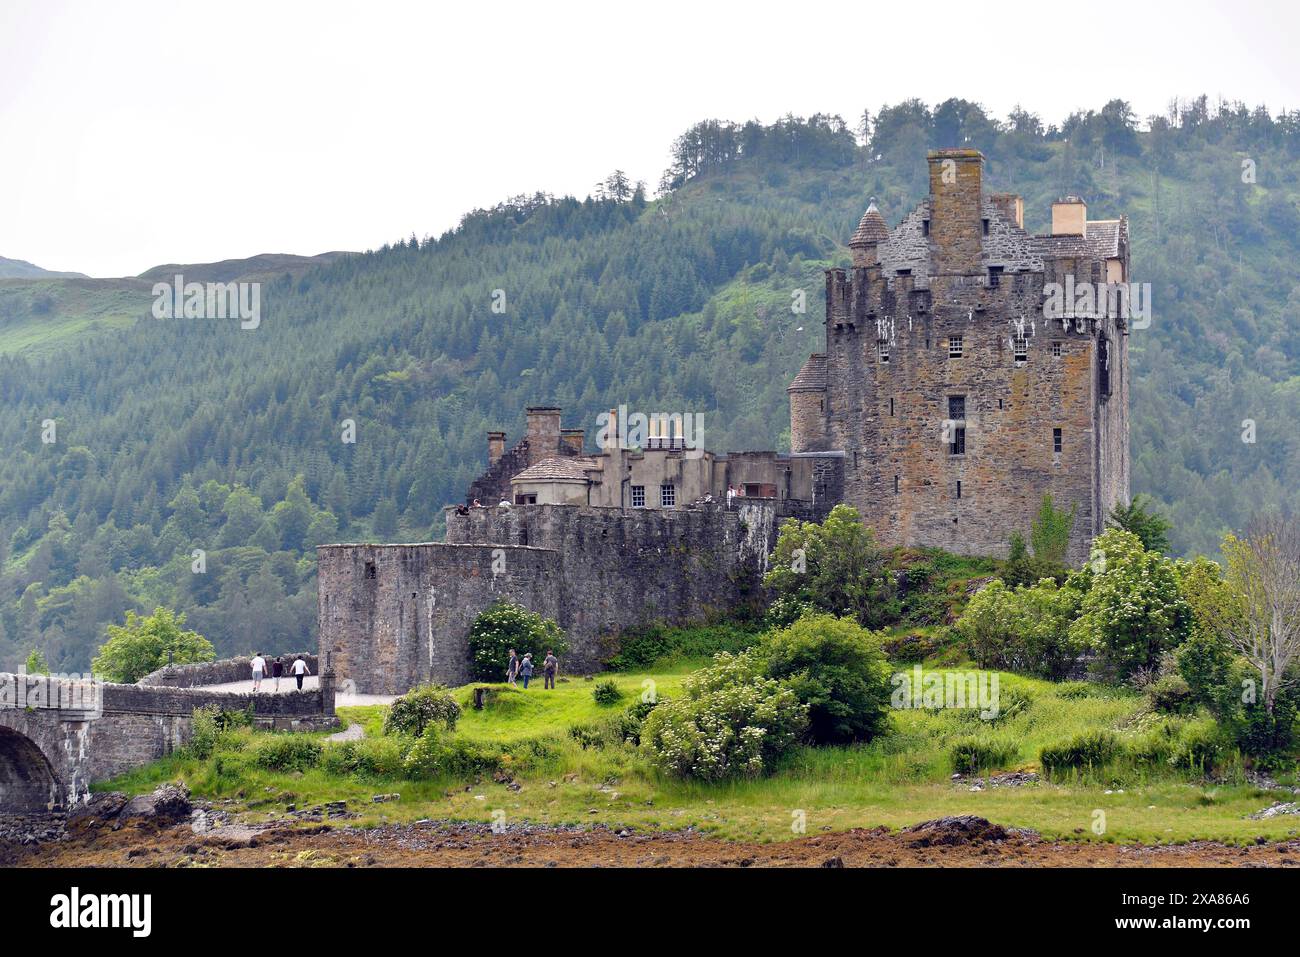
[0,278,152,358]
[99,660,1300,846]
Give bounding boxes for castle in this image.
[790,149,1129,565]
[317,150,1130,694]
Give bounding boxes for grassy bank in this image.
[101,659,1300,846]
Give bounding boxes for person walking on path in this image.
[272,656,284,692]
[543,650,558,690]
[291,655,311,690]
[250,652,267,692]
[506,649,519,686]
[519,652,535,689]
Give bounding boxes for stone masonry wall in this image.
[320,503,777,695]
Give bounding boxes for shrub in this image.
[617,698,661,745]
[1148,673,1194,714]
[254,734,322,772]
[640,652,807,781]
[384,684,461,737]
[950,735,1018,775]
[880,631,942,663]
[956,578,1083,679]
[466,601,567,682]
[592,679,623,706]
[321,737,408,778]
[189,705,223,760]
[1039,730,1121,775]
[1169,720,1229,772]
[1071,529,1192,681]
[763,596,814,630]
[402,725,446,778]
[604,621,758,670]
[754,614,892,744]
[763,505,898,629]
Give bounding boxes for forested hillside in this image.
[1,95,1298,672]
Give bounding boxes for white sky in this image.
[2,0,1297,278]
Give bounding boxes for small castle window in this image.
[1051,341,1063,357]
[982,218,990,236]
[987,266,1003,288]
[1013,333,1029,363]
[659,484,676,507]
[947,395,966,456]
[879,342,889,363]
[1053,428,1063,454]
[894,475,900,494]
[896,268,911,278]
[956,480,962,500]
[630,485,645,508]
[364,561,376,580]
[889,397,895,417]
[948,335,963,358]
[922,220,930,237]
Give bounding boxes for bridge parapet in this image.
[0,669,337,812]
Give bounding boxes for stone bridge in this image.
[0,669,335,812]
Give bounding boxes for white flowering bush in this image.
[1068,528,1191,681]
[639,651,807,781]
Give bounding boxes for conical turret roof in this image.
[850,201,890,246]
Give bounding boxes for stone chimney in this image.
[561,428,585,454]
[487,431,506,467]
[1051,196,1087,236]
[990,192,1024,229]
[927,149,985,275]
[525,407,562,464]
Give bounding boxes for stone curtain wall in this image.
[317,542,562,694]
[320,503,781,695]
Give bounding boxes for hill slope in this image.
[1,98,1298,672]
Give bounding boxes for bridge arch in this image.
[0,723,62,812]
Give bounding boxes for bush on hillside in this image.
[1039,730,1121,775]
[384,684,462,737]
[640,652,807,781]
[949,735,1018,775]
[754,614,892,745]
[592,678,622,705]
[467,601,567,681]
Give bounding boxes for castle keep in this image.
[789,149,1129,564]
[318,151,1131,694]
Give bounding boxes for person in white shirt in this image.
[290,655,311,691]
[250,653,267,692]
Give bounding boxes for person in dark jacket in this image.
[506,649,519,686]
[543,650,558,690]
[519,653,534,689]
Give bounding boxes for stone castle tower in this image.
[788,149,1130,564]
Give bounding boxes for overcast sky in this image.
[2,0,1296,278]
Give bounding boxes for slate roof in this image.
[511,456,601,483]
[787,353,828,393]
[1033,217,1127,259]
[850,202,891,246]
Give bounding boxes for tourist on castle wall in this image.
[272,656,284,691]
[291,655,311,690]
[250,652,266,692]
